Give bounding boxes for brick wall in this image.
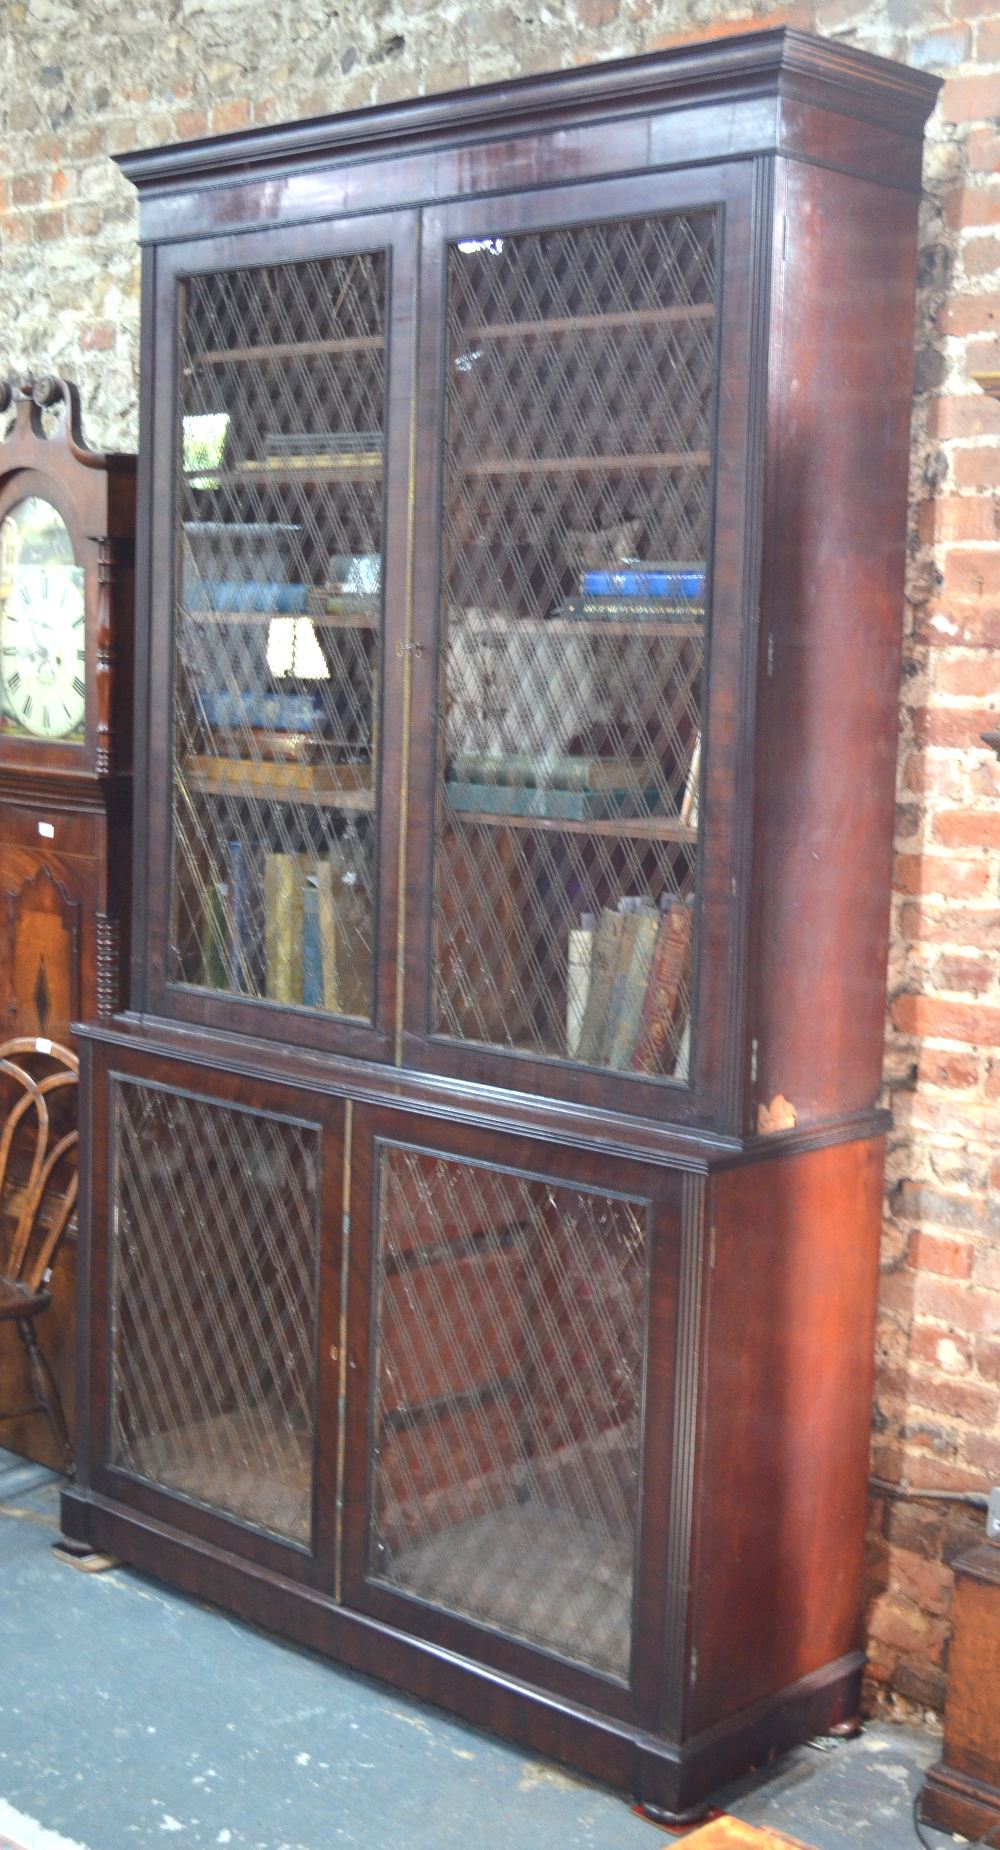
[3,0,999,1725]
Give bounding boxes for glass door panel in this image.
[170,248,388,1020]
[367,1141,651,1681]
[430,209,718,1083]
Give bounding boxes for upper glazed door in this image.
[402,164,759,1130]
[141,209,418,1061]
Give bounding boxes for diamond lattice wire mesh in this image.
[109,1078,321,1545]
[432,212,717,1076]
[170,251,387,1018]
[369,1145,649,1679]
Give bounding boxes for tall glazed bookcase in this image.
[62,33,939,1820]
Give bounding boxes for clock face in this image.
[0,497,86,743]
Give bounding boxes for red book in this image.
[629,902,693,1075]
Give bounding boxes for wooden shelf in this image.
[187,334,384,366]
[198,465,383,487]
[460,451,710,477]
[184,606,380,630]
[443,807,697,843]
[186,772,375,813]
[466,303,715,343]
[458,614,703,639]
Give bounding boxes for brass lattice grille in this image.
[170,250,387,1019]
[109,1079,321,1546]
[432,212,717,1078]
[369,1145,649,1679]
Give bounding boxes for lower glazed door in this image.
[342,1105,687,1726]
[84,1044,345,1591]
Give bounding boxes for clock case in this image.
[0,377,135,1464]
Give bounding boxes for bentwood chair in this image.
[0,1038,79,1472]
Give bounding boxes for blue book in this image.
[302,875,324,1008]
[197,691,322,732]
[582,568,705,600]
[186,578,310,614]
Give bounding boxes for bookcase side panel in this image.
[686,1136,884,1739]
[748,157,923,1134]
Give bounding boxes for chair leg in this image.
[15,1318,73,1474]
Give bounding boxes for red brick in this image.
[867,1592,933,1652]
[963,237,1000,278]
[175,109,209,140]
[911,1324,974,1373]
[933,809,1000,848]
[908,1231,976,1277]
[964,1431,1000,1476]
[11,171,43,206]
[966,126,1000,172]
[33,208,64,242]
[893,854,990,898]
[209,99,251,135]
[912,1273,1000,1333]
[974,1336,1000,1381]
[942,550,1000,598]
[919,494,1000,541]
[944,186,1000,230]
[941,73,1000,122]
[973,1245,1000,1291]
[900,752,965,798]
[976,16,1000,58]
[905,1453,992,1494]
[909,1372,999,1424]
[936,639,1000,695]
[928,394,1000,438]
[884,1549,954,1619]
[953,447,1000,490]
[892,993,1000,1045]
[903,904,1000,951]
[915,601,1000,649]
[0,213,30,245]
[897,1182,983,1233]
[80,322,115,352]
[911,703,1000,747]
[940,296,1000,337]
[916,1047,982,1088]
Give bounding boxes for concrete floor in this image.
[0,1449,960,1850]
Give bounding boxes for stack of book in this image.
[200,845,370,1014]
[444,752,665,822]
[559,561,706,624]
[239,431,384,474]
[570,897,693,1074]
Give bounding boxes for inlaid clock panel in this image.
[0,496,86,744]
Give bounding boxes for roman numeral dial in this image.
[0,499,87,741]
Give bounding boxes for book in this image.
[238,452,381,474]
[680,733,702,832]
[443,783,661,821]
[314,859,340,1015]
[448,753,661,792]
[575,908,626,1065]
[605,908,661,1069]
[184,756,374,804]
[201,880,229,990]
[302,875,324,1008]
[566,916,595,1057]
[226,840,252,994]
[600,906,659,1066]
[197,691,322,733]
[630,902,694,1075]
[264,852,305,1003]
[582,567,706,600]
[185,579,310,614]
[560,597,704,623]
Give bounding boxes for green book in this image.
[264,852,304,1003]
[201,880,229,991]
[575,909,626,1065]
[606,908,661,1069]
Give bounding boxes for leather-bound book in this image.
[630,902,693,1075]
[606,907,660,1069]
[575,907,626,1064]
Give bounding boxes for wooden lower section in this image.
[920,1544,1000,1841]
[59,1481,861,1816]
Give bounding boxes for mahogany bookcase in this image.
[61,31,938,1820]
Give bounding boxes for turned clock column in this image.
[0,375,134,1466]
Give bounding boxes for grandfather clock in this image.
[0,375,134,1466]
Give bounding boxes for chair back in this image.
[0,1038,79,1295]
